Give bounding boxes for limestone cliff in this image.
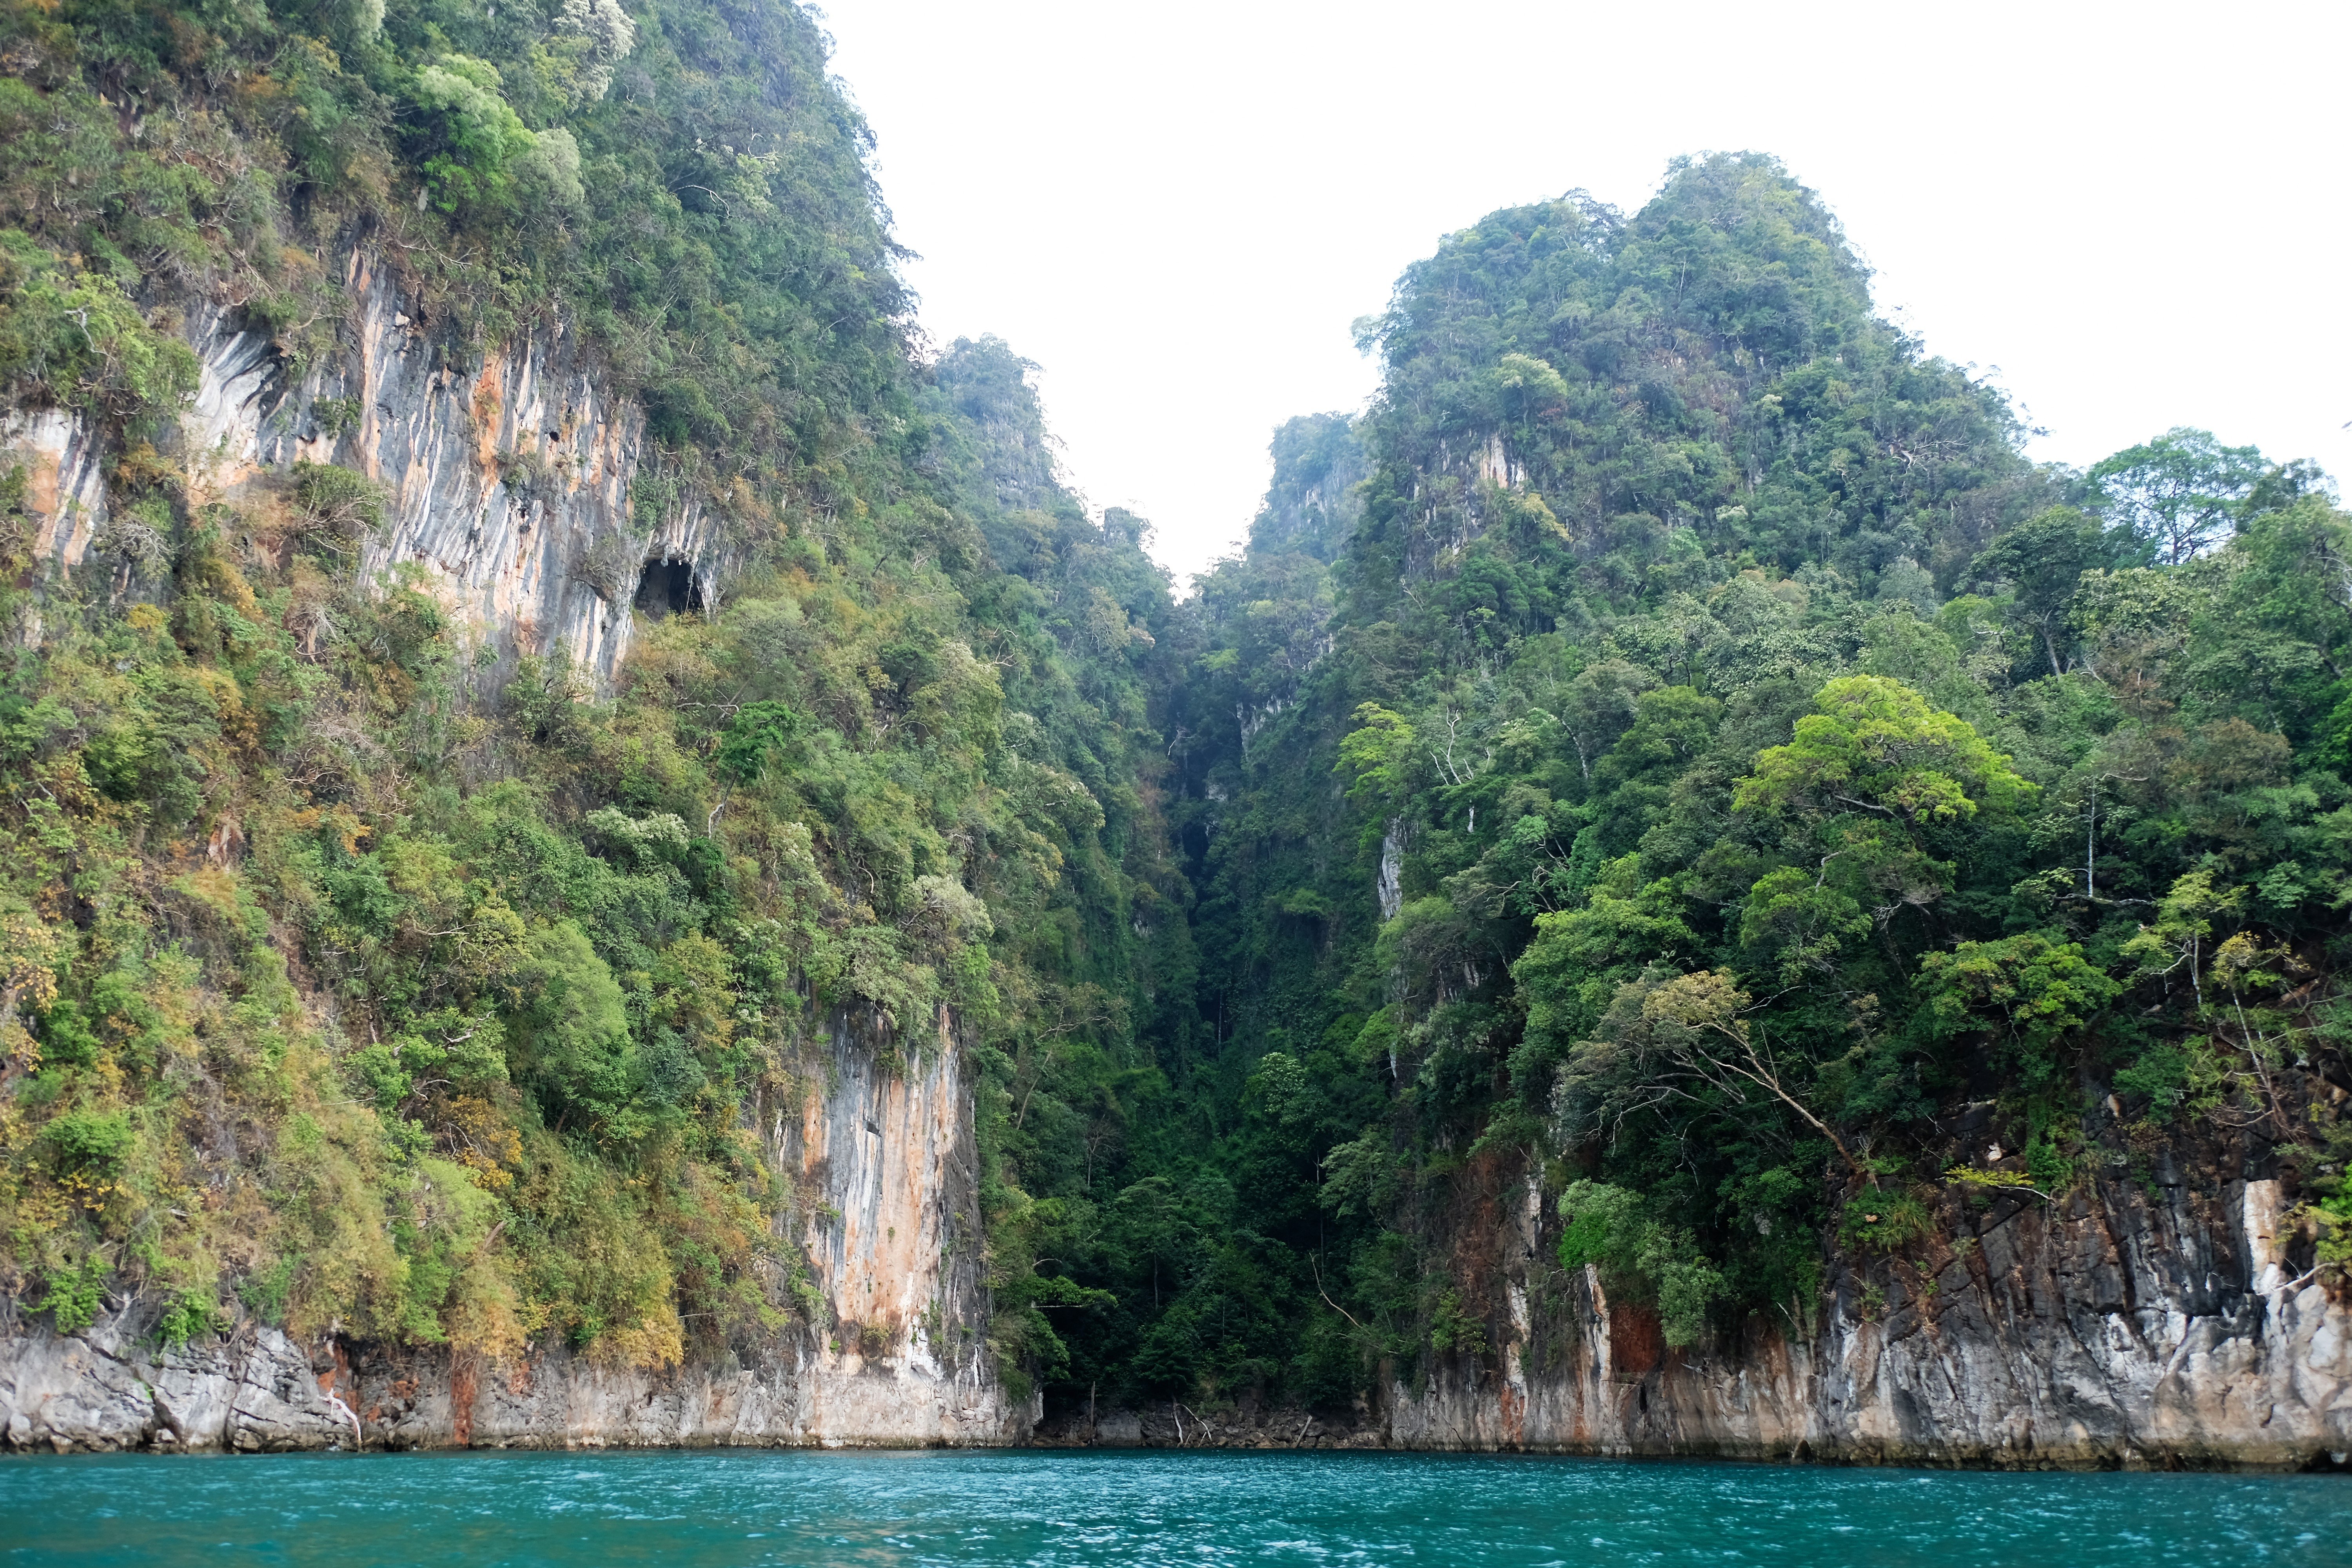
[1378,1151,2352,1468]
[1027,1124,2352,1470]
[0,258,1023,1449]
[4,249,712,688]
[1,1010,1028,1452]
[5,230,2344,1475]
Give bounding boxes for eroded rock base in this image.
[0,1312,1027,1452]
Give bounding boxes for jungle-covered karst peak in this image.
[1,0,2347,1431]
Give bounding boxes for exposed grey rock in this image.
[1376,1170,2352,1468]
[0,1316,351,1453]
[1,1011,1027,1453]
[1025,1162,2351,1468]
[4,248,714,690]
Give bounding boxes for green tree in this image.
[1918,933,2121,1091]
[1968,505,2138,676]
[409,56,540,214]
[2088,427,2269,566]
[1736,675,2034,829]
[1555,1180,1724,1347]
[1733,676,2034,951]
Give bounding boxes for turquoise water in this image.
[2,1448,2347,1565]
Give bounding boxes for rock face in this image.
[0,1316,358,1454]
[1,1011,1027,1452]
[1029,1147,2352,1469]
[1378,1159,2352,1468]
[3,248,713,688]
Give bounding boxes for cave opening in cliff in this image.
[633,555,703,620]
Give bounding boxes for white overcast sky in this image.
[818,0,2349,589]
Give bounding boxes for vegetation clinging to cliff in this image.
[0,0,904,501]
[0,0,1180,1376]
[996,155,2352,1405]
[6,0,2351,1420]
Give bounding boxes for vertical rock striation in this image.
[771,1009,1001,1432]
[1379,1155,2352,1468]
[3,249,714,688]
[0,1011,1025,1451]
[1023,1152,2352,1468]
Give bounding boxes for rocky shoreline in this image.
[9,1109,2350,1468]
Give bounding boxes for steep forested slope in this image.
[1004,154,2352,1414]
[0,0,1178,1392]
[2,0,2347,1440]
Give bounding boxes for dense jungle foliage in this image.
[0,0,1181,1378]
[1056,154,2352,1397]
[3,0,2348,1419]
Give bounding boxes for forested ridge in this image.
[5,0,2350,1422]
[0,0,1183,1380]
[1028,158,2352,1403]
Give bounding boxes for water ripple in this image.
[1,1448,2347,1566]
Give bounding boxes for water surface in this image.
[2,1448,2345,1565]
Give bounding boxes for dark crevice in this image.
[633,556,702,620]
